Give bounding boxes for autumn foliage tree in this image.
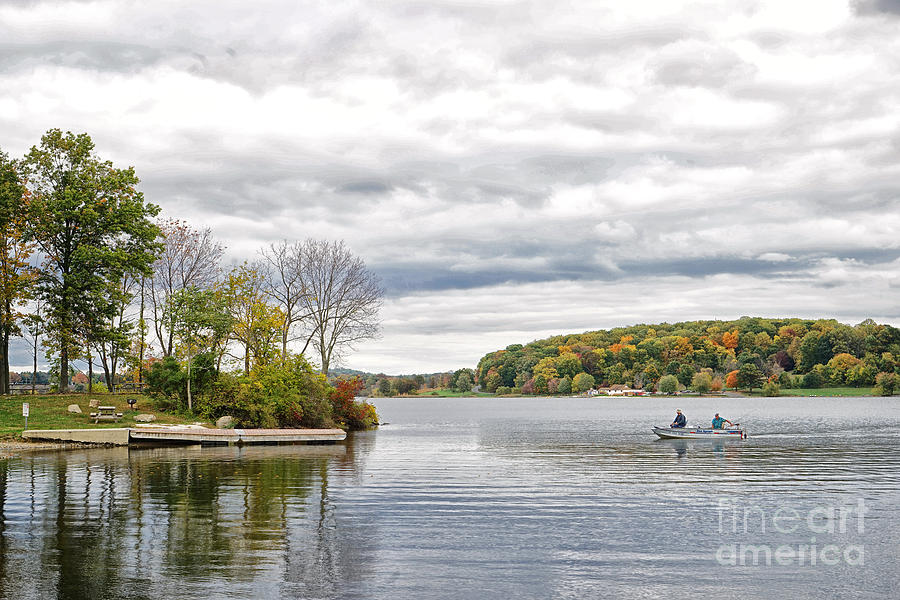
[224,262,284,374]
[0,150,36,394]
[328,376,378,429]
[725,370,739,390]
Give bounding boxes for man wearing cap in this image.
[671,409,686,428]
[712,413,732,429]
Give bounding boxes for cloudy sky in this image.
[2,0,900,374]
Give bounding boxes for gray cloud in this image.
[2,0,900,372]
[855,0,900,15]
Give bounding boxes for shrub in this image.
[495,386,512,395]
[762,381,780,397]
[802,371,823,388]
[572,372,595,393]
[777,371,793,388]
[547,377,560,394]
[145,356,186,409]
[874,372,897,396]
[329,377,379,430]
[145,352,218,411]
[691,372,712,394]
[658,374,679,394]
[198,355,332,428]
[484,371,502,393]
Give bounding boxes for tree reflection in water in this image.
[0,441,372,599]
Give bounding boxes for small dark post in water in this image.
[127,397,137,411]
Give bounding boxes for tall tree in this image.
[224,263,284,374]
[166,286,231,411]
[23,129,161,392]
[296,239,383,375]
[260,240,307,358]
[149,219,224,357]
[0,150,37,394]
[21,301,44,394]
[92,274,138,392]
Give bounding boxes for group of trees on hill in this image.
[0,129,382,429]
[476,317,900,396]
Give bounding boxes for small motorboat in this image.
[652,425,747,440]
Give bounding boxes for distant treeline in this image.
[330,369,459,396]
[9,371,51,385]
[475,317,900,396]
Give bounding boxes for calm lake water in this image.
[1,396,899,599]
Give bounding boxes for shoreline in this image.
[0,439,99,458]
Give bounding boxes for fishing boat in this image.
[652,425,747,440]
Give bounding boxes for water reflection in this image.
[0,444,370,600]
[2,397,899,600]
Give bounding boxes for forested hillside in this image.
[475,317,900,395]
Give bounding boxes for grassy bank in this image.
[421,389,495,398]
[777,387,874,397]
[0,393,199,439]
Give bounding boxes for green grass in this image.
[777,387,875,397]
[422,389,495,398]
[0,393,204,439]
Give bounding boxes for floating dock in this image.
[21,427,346,446]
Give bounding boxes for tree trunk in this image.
[59,346,69,393]
[245,342,250,375]
[100,349,112,393]
[138,276,146,384]
[32,336,37,394]
[186,351,193,412]
[87,348,93,395]
[0,330,8,395]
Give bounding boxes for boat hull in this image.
[653,426,747,440]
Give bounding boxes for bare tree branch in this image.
[148,219,224,356]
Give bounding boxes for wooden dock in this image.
[22,427,346,446]
[129,427,347,444]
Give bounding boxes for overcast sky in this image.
[2,0,900,374]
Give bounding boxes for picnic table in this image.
[90,405,124,424]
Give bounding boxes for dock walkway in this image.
[22,426,346,446]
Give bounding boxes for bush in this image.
[658,374,679,394]
[777,371,793,388]
[483,371,502,393]
[802,371,823,388]
[572,372,595,393]
[145,356,186,409]
[198,355,332,428]
[199,373,278,428]
[874,372,897,396]
[691,372,712,394]
[762,381,780,397]
[495,386,512,395]
[329,377,379,430]
[145,352,218,411]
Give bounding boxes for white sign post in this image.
[22,403,29,430]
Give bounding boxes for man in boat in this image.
[671,409,686,428]
[712,413,733,429]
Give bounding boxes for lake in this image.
[1,396,899,599]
